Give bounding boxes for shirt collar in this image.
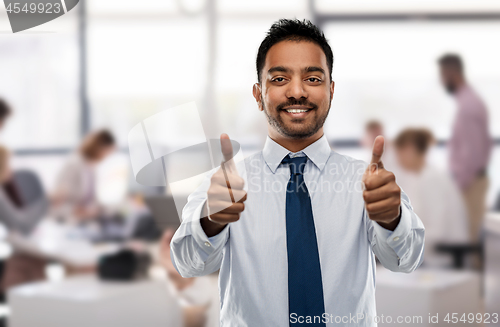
[262,134,331,173]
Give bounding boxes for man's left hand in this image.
[362,136,401,231]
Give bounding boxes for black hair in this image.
[438,53,463,72]
[81,129,115,160]
[256,18,334,83]
[395,128,435,154]
[94,129,115,147]
[0,98,12,122]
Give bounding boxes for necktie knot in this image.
[282,155,307,175]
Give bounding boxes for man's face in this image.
[253,40,334,139]
[439,66,459,94]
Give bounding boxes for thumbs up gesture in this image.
[201,134,247,237]
[362,136,401,231]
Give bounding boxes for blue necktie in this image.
[282,155,326,326]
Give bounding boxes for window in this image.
[87,0,208,147]
[322,21,500,140]
[316,0,500,14]
[0,10,80,149]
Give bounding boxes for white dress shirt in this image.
[171,134,425,326]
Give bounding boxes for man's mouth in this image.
[284,108,310,113]
[280,106,313,117]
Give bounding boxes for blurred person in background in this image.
[393,128,469,268]
[0,98,11,301]
[52,129,116,221]
[160,229,219,327]
[0,145,49,291]
[438,54,493,247]
[0,98,11,132]
[0,99,22,219]
[361,120,396,171]
[361,120,384,149]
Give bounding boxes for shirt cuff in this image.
[372,203,412,259]
[190,200,229,262]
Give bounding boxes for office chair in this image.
[494,190,500,212]
[435,243,483,269]
[11,170,46,206]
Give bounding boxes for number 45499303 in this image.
[444,312,498,324]
[6,2,62,14]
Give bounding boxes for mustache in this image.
[276,99,318,111]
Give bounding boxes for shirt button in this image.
[204,241,211,247]
[393,236,400,242]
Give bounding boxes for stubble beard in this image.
[261,96,330,140]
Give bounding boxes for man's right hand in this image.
[200,133,247,237]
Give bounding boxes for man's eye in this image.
[307,77,321,83]
[272,77,285,82]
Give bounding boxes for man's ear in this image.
[330,81,335,100]
[253,83,263,111]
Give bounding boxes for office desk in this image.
[376,267,481,327]
[6,218,123,267]
[8,275,182,327]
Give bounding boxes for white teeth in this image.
[285,109,309,113]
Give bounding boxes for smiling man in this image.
[169,19,425,326]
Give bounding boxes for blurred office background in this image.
[0,0,500,326]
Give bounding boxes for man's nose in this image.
[285,78,308,99]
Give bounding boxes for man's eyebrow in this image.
[267,66,291,74]
[304,66,325,75]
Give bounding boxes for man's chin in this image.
[279,127,318,139]
[445,84,457,94]
[264,109,323,139]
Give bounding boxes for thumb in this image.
[220,133,236,172]
[369,135,385,171]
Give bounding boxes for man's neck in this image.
[454,79,467,95]
[268,129,324,153]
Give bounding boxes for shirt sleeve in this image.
[170,169,230,278]
[367,190,425,273]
